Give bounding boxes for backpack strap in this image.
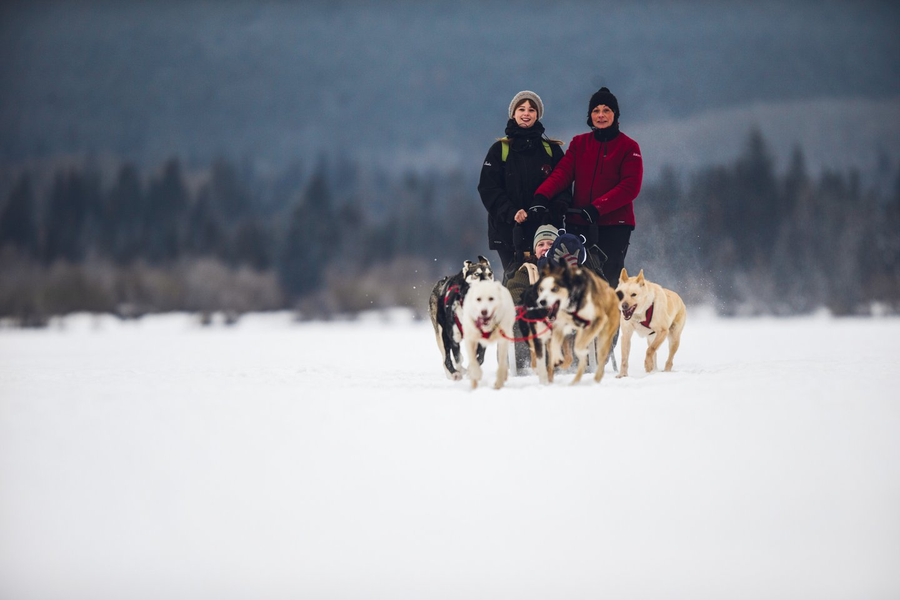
[522,262,540,285]
[501,140,553,162]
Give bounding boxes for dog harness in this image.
[454,314,465,338]
[569,310,592,328]
[444,285,461,305]
[442,284,465,338]
[640,303,654,329]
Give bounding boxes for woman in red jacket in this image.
[534,87,642,289]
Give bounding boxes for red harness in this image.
[503,306,552,342]
[444,285,461,305]
[447,284,554,342]
[478,307,554,342]
[473,310,500,340]
[453,314,464,337]
[640,303,654,329]
[444,285,465,338]
[570,310,591,328]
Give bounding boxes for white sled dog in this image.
[534,264,620,385]
[615,268,687,378]
[428,256,494,380]
[460,279,515,389]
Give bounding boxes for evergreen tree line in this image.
[631,129,900,316]
[0,155,484,325]
[1,129,898,325]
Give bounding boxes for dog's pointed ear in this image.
[463,260,474,271]
[620,267,629,281]
[478,255,491,266]
[636,269,645,284]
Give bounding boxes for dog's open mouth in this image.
[547,300,560,321]
[475,314,494,329]
[622,304,636,320]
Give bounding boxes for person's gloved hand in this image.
[552,241,580,267]
[531,194,549,214]
[580,204,600,224]
[552,198,570,216]
[560,252,579,267]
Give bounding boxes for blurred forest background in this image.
[1,0,899,325]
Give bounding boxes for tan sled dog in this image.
[615,268,687,377]
[461,279,516,390]
[534,264,620,385]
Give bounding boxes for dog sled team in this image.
[429,87,687,389]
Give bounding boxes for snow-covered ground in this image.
[1,309,899,600]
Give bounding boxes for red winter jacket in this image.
[535,130,643,228]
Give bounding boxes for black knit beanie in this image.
[586,87,620,128]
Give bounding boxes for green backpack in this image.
[501,139,554,162]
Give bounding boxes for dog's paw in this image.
[451,372,462,381]
[616,372,628,379]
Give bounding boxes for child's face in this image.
[534,239,554,259]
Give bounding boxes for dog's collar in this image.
[570,310,591,328]
[455,316,497,340]
[563,300,592,328]
[640,303,654,329]
[476,312,497,338]
[477,320,498,339]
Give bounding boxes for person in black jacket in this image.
[478,90,572,279]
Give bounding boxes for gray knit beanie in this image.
[533,224,558,249]
[509,90,544,120]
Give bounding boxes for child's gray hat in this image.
[533,224,558,249]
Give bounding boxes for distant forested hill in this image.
[1,0,898,177]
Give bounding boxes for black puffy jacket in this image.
[477,120,572,252]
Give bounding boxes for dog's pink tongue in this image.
[476,316,489,329]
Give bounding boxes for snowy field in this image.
[1,309,899,600]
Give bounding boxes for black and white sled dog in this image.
[460,279,516,390]
[516,279,563,375]
[429,256,494,380]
